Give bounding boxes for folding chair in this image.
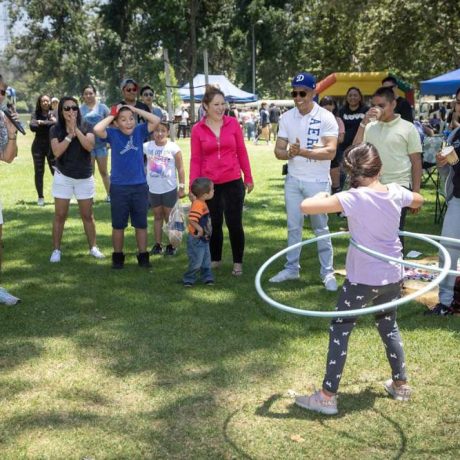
[435,168,448,224]
[422,135,443,188]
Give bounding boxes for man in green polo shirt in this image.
[353,86,423,245]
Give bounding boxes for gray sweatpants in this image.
[322,279,407,394]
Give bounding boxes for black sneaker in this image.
[424,303,453,316]
[183,282,193,288]
[164,244,176,256]
[150,244,163,255]
[205,280,214,286]
[137,252,152,268]
[112,252,125,269]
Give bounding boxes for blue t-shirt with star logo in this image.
[106,123,149,185]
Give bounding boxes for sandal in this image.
[232,264,243,276]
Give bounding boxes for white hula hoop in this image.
[255,231,452,318]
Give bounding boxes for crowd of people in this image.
[0,72,459,416]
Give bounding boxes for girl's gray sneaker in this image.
[384,379,411,401]
[295,390,338,415]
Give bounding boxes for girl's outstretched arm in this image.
[409,191,424,209]
[300,192,343,215]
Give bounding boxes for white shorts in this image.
[52,170,95,200]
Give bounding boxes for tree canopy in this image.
[3,0,460,107]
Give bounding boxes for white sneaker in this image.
[89,246,105,259]
[269,269,300,283]
[0,287,21,306]
[105,195,111,203]
[323,273,338,291]
[50,249,61,263]
[37,198,45,206]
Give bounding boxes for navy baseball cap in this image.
[291,72,316,89]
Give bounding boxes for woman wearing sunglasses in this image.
[48,97,104,263]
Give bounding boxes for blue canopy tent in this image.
[179,74,257,103]
[420,68,460,95]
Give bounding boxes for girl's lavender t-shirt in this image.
[336,184,413,286]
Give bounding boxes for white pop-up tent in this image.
[179,74,257,103]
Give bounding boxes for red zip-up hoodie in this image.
[190,115,253,186]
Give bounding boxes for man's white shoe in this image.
[269,269,300,283]
[89,246,105,259]
[323,274,338,291]
[37,198,45,206]
[50,249,61,263]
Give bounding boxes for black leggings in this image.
[206,179,246,264]
[31,142,55,198]
[323,280,406,394]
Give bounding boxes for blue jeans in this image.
[438,197,460,306]
[183,234,213,284]
[245,121,255,140]
[284,175,334,278]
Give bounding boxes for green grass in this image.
[0,130,458,459]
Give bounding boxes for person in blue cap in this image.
[270,72,339,291]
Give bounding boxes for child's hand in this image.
[194,227,204,238]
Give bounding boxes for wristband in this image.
[178,183,185,188]
[359,122,367,128]
[65,136,72,143]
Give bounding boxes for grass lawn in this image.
[0,130,458,459]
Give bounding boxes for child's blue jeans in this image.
[183,234,213,284]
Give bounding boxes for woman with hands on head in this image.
[189,85,254,276]
[49,96,104,263]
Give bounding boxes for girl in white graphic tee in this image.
[143,122,185,255]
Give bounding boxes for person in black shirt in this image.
[49,97,104,263]
[29,95,56,206]
[269,103,281,141]
[382,76,413,122]
[338,87,369,191]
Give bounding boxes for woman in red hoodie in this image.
[190,86,254,276]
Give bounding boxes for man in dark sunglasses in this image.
[140,85,166,121]
[0,74,21,305]
[271,71,339,292]
[117,78,150,124]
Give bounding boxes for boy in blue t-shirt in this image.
[94,105,160,268]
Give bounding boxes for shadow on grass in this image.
[255,389,380,419]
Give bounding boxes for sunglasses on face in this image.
[0,89,6,96]
[291,90,308,98]
[143,92,154,97]
[63,106,79,112]
[124,87,138,93]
